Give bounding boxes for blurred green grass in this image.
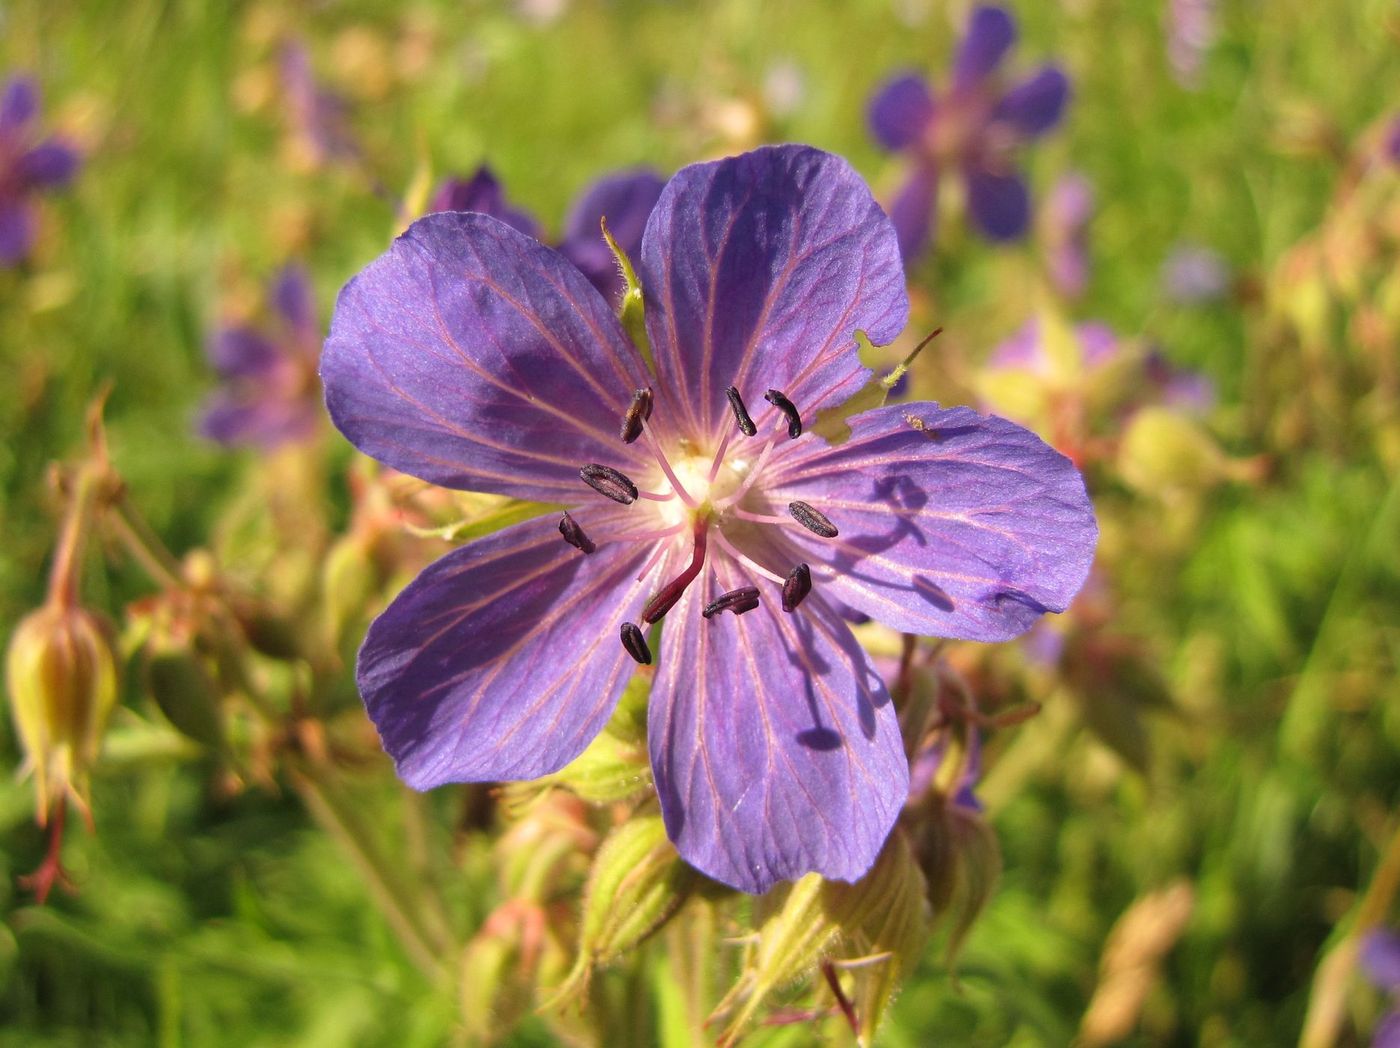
[2,0,1398,1044]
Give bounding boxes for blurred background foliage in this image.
[1,0,1398,1045]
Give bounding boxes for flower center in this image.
[566,381,842,662]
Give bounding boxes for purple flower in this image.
[426,167,541,240]
[321,144,1097,893]
[280,41,359,169]
[200,264,322,447]
[1167,0,1216,90]
[1042,173,1094,299]
[1361,929,1400,1048]
[427,166,665,304]
[867,5,1070,261]
[1161,243,1230,304]
[0,76,80,267]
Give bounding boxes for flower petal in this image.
[649,584,908,894]
[889,164,939,265]
[867,73,936,152]
[208,326,283,378]
[0,200,37,266]
[965,166,1030,241]
[17,140,79,189]
[558,169,666,300]
[271,263,317,341]
[767,402,1097,642]
[993,65,1070,137]
[322,212,652,500]
[427,166,541,240]
[359,514,654,788]
[197,389,318,448]
[0,77,38,137]
[953,6,1017,91]
[639,144,907,441]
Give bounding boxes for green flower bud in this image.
[1117,407,1228,495]
[144,640,224,752]
[548,815,695,1007]
[541,675,652,804]
[6,603,119,821]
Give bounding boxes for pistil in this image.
[642,517,709,623]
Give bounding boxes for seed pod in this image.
[5,603,119,821]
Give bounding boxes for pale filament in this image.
[729,507,804,527]
[641,425,699,509]
[712,414,785,511]
[602,521,687,544]
[711,528,786,585]
[636,489,675,502]
[705,428,734,484]
[634,531,680,583]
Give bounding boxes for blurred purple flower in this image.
[0,76,80,266]
[427,167,541,239]
[1144,349,1215,413]
[1042,172,1094,298]
[200,265,322,447]
[867,5,1070,261]
[1161,243,1230,304]
[989,317,1120,375]
[1167,0,1216,89]
[425,166,664,304]
[1386,116,1400,165]
[1361,929,1400,1048]
[322,144,1097,893]
[280,41,359,169]
[909,727,982,812]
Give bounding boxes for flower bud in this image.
[541,676,652,804]
[1116,407,1228,495]
[6,603,118,821]
[549,815,695,1006]
[144,640,224,752]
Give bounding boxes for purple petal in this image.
[649,585,908,893]
[359,514,653,787]
[1161,243,1230,304]
[954,6,1017,90]
[889,165,939,265]
[427,167,541,240]
[1361,930,1400,991]
[993,66,1070,137]
[207,326,283,378]
[1077,322,1120,368]
[639,145,908,441]
[0,200,37,266]
[966,166,1030,241]
[987,318,1043,372]
[0,77,38,137]
[271,263,317,340]
[197,389,318,448]
[767,403,1097,642]
[558,169,666,300]
[1377,1011,1400,1048]
[17,140,80,188]
[867,73,936,152]
[322,212,652,501]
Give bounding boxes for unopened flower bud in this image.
[6,603,118,821]
[144,637,224,752]
[1117,407,1228,495]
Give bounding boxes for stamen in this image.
[712,431,779,510]
[710,529,786,584]
[580,463,638,504]
[642,519,709,623]
[620,622,652,665]
[788,501,839,538]
[706,428,735,484]
[782,563,812,612]
[557,511,596,554]
[619,387,654,444]
[763,388,802,439]
[640,427,699,509]
[725,386,757,436]
[702,587,760,619]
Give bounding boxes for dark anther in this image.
[620,621,652,665]
[702,587,761,619]
[558,511,596,554]
[725,386,757,437]
[788,500,838,538]
[619,387,654,444]
[764,388,802,438]
[580,463,638,504]
[781,563,811,612]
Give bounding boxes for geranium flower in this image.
[1361,929,1400,1048]
[199,264,322,447]
[867,4,1069,262]
[426,166,541,240]
[1042,172,1093,299]
[0,76,80,266]
[322,144,1096,893]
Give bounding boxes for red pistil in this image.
[642,518,709,623]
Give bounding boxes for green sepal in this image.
[403,496,561,545]
[601,217,654,372]
[810,328,941,445]
[545,814,696,1009]
[145,648,225,752]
